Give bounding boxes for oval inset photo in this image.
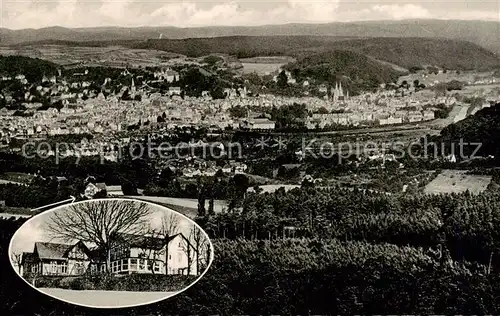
[8,198,213,308]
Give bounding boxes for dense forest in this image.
[0,55,58,82]
[284,50,402,93]
[2,185,500,314]
[1,142,500,312]
[439,103,500,157]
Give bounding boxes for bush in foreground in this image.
[31,273,197,292]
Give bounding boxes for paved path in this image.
[127,196,227,213]
[453,105,470,123]
[0,213,31,219]
[0,179,28,186]
[248,184,392,195]
[39,288,178,308]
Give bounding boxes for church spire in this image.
[131,77,136,94]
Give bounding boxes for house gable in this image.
[166,233,197,275]
[66,241,91,261]
[34,241,72,261]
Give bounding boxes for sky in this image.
[1,0,498,29]
[9,200,196,258]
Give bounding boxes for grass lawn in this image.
[424,169,492,195]
[38,288,177,308]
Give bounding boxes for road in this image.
[127,196,228,213]
[0,213,31,219]
[39,288,178,308]
[423,104,469,129]
[248,184,391,195]
[0,179,28,186]
[453,105,470,123]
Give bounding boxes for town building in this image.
[21,233,197,277]
[240,118,276,130]
[21,241,96,276]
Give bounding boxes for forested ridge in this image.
[14,36,500,71]
[440,103,500,157]
[0,55,58,82]
[283,50,402,93]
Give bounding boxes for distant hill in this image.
[283,50,402,93]
[439,103,500,158]
[1,20,499,54]
[11,36,500,71]
[309,37,500,71]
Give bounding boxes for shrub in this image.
[58,277,75,289]
[33,276,65,288]
[67,277,94,290]
[106,274,197,291]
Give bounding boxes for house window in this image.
[147,260,153,271]
[122,259,128,271]
[58,262,68,274]
[154,262,161,273]
[130,259,137,270]
[169,254,171,260]
[178,242,182,247]
[139,259,145,270]
[112,260,120,273]
[50,261,58,274]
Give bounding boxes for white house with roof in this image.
[21,233,198,277]
[240,118,276,130]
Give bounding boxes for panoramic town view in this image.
[1,0,500,313]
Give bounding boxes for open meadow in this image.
[0,45,184,67]
[397,71,497,86]
[239,56,295,75]
[424,169,492,195]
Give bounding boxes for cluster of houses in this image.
[6,63,500,146]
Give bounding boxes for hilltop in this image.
[283,50,402,93]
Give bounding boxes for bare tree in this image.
[204,242,211,269]
[10,252,22,274]
[158,212,180,275]
[189,225,209,275]
[139,228,171,275]
[45,200,153,272]
[181,233,195,275]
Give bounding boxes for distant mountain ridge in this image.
[1,20,499,54]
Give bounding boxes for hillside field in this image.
[424,169,492,194]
